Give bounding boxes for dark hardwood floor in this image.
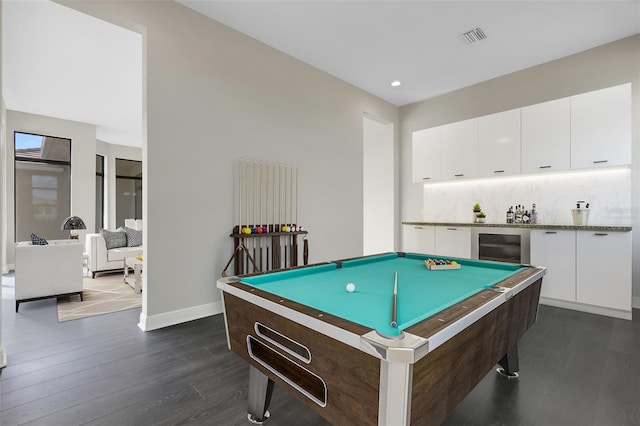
[1,273,639,425]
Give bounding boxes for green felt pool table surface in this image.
[241,252,524,337]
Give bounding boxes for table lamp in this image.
[61,216,86,239]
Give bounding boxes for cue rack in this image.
[222,159,308,276]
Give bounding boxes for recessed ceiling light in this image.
[391,80,402,87]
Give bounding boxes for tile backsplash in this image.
[422,168,631,226]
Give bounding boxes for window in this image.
[14,132,71,241]
[96,155,105,232]
[116,158,142,228]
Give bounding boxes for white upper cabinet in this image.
[412,127,441,183]
[478,109,521,177]
[521,97,571,173]
[410,83,631,184]
[570,83,631,169]
[440,118,478,180]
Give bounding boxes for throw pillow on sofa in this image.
[124,226,142,247]
[30,233,48,245]
[100,228,127,249]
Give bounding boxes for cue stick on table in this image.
[391,271,398,328]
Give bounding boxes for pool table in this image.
[217,252,545,425]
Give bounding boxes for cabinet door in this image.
[440,119,478,180]
[435,227,471,258]
[412,127,441,183]
[521,97,570,173]
[571,84,631,169]
[403,225,436,254]
[530,230,576,302]
[576,231,631,311]
[478,109,521,177]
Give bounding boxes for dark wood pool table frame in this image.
[217,253,545,426]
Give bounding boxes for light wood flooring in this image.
[1,275,639,425]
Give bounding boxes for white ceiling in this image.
[3,1,640,148]
[178,0,640,106]
[2,0,142,147]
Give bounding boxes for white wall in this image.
[4,110,96,268]
[64,1,399,330]
[363,115,394,255]
[400,35,640,305]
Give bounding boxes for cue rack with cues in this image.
[222,158,309,276]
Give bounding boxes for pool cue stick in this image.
[259,161,263,271]
[279,163,283,267]
[294,165,299,265]
[278,163,282,231]
[253,160,257,271]
[283,163,288,267]
[245,159,250,272]
[239,158,242,234]
[289,164,293,265]
[391,271,398,328]
[238,158,243,273]
[269,163,276,269]
[263,161,267,268]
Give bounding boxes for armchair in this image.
[14,240,84,312]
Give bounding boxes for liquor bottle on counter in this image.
[523,210,530,224]
[530,204,538,224]
[515,205,523,223]
[506,206,514,223]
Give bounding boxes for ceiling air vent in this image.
[462,27,487,45]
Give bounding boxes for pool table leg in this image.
[248,365,274,424]
[496,343,519,378]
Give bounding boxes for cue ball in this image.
[346,283,356,293]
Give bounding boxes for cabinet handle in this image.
[539,165,552,169]
[447,228,457,231]
[593,160,608,164]
[454,174,464,177]
[545,231,557,234]
[422,177,431,180]
[494,170,505,174]
[413,227,423,229]
[594,233,609,236]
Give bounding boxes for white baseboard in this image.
[138,301,224,332]
[540,297,632,320]
[633,296,640,310]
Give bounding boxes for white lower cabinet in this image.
[435,227,471,258]
[576,231,632,312]
[402,225,436,255]
[531,228,632,318]
[531,230,576,302]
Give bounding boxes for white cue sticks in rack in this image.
[222,158,307,276]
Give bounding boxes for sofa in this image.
[86,227,143,278]
[15,239,84,312]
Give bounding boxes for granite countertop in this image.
[401,221,632,232]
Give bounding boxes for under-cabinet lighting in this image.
[422,166,630,189]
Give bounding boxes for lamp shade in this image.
[61,216,86,231]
